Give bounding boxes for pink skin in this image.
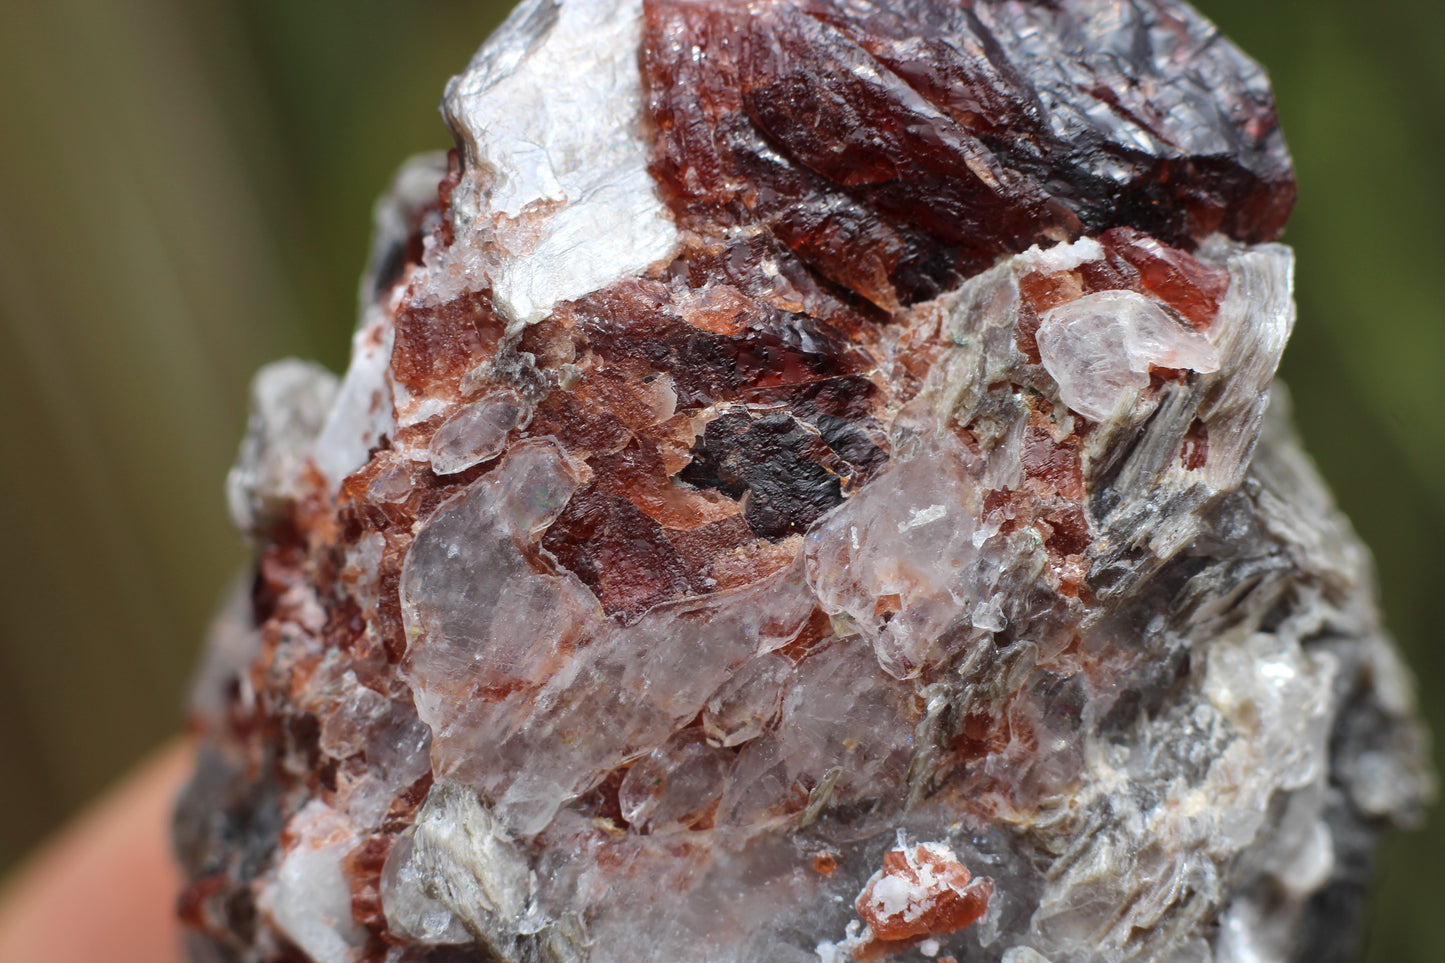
[0,740,191,963]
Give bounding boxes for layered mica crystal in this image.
[175,2,1431,962]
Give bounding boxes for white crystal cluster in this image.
[187,3,1432,963]
[213,208,1430,963]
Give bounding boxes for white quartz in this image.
[439,0,678,330]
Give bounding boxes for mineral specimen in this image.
[175,1,1432,962]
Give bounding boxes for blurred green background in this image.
[0,0,1438,958]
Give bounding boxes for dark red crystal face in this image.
[644,0,1295,312]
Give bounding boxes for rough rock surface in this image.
[175,2,1431,962]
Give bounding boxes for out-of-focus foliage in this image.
[0,1,1438,959]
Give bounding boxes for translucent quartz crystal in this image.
[175,2,1431,962]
